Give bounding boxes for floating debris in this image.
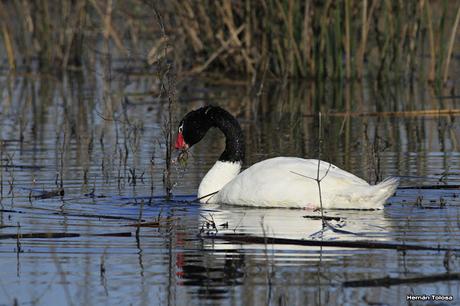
[54,212,142,222]
[303,215,342,221]
[0,232,132,240]
[0,164,44,170]
[213,234,459,252]
[343,272,460,287]
[127,217,175,228]
[33,188,64,199]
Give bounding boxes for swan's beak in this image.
[175,132,188,150]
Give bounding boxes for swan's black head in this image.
[175,106,214,150]
[175,105,245,163]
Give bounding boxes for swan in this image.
[175,106,399,209]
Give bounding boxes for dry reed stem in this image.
[196,2,213,44]
[89,0,128,55]
[344,0,351,79]
[1,25,15,70]
[357,0,377,78]
[356,0,367,78]
[443,3,460,84]
[301,0,312,71]
[0,141,3,200]
[406,0,425,74]
[425,1,436,81]
[190,25,245,74]
[0,1,16,70]
[221,1,254,74]
[179,0,203,51]
[316,112,326,227]
[319,0,333,77]
[147,36,170,65]
[244,0,252,69]
[275,0,305,76]
[62,0,86,68]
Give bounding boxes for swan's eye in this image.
[178,125,183,133]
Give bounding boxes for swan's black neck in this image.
[207,107,245,163]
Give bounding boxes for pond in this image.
[1,69,460,305]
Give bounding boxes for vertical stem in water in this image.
[165,77,174,200]
[150,3,175,200]
[316,112,325,227]
[0,140,3,200]
[60,129,65,190]
[136,200,144,239]
[150,150,155,199]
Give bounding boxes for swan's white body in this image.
[198,157,398,209]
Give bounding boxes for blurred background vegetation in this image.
[0,0,459,89]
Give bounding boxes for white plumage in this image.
[199,157,398,209]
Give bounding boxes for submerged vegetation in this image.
[0,0,459,86]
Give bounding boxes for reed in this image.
[443,3,460,83]
[169,0,459,82]
[0,1,459,81]
[0,0,158,71]
[0,2,16,71]
[0,141,3,200]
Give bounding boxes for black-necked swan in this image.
[175,106,399,209]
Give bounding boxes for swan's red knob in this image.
[175,132,186,150]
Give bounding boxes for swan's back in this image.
[215,157,398,209]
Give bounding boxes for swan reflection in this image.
[200,204,391,252]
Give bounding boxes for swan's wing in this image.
[216,157,368,207]
[273,157,369,186]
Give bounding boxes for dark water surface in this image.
[1,70,460,305]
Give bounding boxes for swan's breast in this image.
[198,161,241,203]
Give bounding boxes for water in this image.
[1,70,460,305]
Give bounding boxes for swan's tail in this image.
[333,176,399,209]
[364,176,399,209]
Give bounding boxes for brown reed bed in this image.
[170,0,460,84]
[0,0,459,84]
